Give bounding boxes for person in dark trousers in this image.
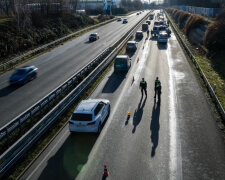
[154,77,160,98]
[156,81,162,101]
[140,78,147,97]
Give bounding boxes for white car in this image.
[117,17,122,21]
[69,99,110,133]
[158,31,168,43]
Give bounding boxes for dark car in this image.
[114,55,131,72]
[9,65,38,85]
[123,19,128,24]
[89,33,99,41]
[135,31,143,39]
[126,41,137,52]
[146,20,151,25]
[142,23,148,31]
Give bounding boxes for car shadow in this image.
[102,72,126,93]
[84,40,94,44]
[150,99,160,157]
[135,38,143,42]
[38,132,98,180]
[150,36,158,41]
[157,43,168,50]
[0,85,20,97]
[132,96,147,133]
[126,51,135,58]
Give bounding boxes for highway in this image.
[0,11,148,127]
[20,11,225,180]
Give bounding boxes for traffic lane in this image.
[0,11,150,127]
[19,24,147,180]
[76,28,172,179]
[167,34,225,178]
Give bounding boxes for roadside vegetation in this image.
[166,8,225,115]
[0,12,114,64]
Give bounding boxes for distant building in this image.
[77,0,119,10]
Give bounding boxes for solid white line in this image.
[26,129,69,180]
[167,35,183,180]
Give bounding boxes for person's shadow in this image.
[132,96,147,133]
[150,99,160,157]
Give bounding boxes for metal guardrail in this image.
[0,48,110,142]
[0,11,151,177]
[165,11,225,120]
[0,18,116,73]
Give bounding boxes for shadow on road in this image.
[102,72,126,93]
[84,40,94,44]
[38,133,98,180]
[0,85,20,97]
[150,99,160,157]
[150,36,158,41]
[157,43,168,50]
[126,51,135,58]
[132,96,147,133]
[135,38,143,42]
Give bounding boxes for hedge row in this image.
[204,10,225,56]
[166,8,205,36]
[166,8,225,57]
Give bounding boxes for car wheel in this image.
[97,122,102,134]
[107,105,111,117]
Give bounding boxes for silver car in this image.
[69,99,110,133]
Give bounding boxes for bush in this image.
[215,9,225,21]
[204,19,225,56]
[178,11,190,29]
[184,14,205,36]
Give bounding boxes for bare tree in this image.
[14,0,32,30]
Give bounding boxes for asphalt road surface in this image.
[20,11,225,180]
[0,11,149,127]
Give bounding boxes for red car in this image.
[89,33,99,41]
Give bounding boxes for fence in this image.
[171,5,223,17]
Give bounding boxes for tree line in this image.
[120,0,147,10]
[167,0,224,8]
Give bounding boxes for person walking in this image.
[140,78,147,97]
[154,77,160,98]
[156,81,162,101]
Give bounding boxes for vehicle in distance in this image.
[142,23,148,31]
[136,12,139,15]
[135,31,143,39]
[69,99,110,133]
[9,65,38,85]
[114,55,131,72]
[158,31,168,43]
[126,41,137,52]
[117,17,122,21]
[123,18,128,24]
[89,33,99,41]
[146,20,151,25]
[149,14,154,20]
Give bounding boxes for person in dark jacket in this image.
[156,81,162,101]
[140,78,147,97]
[154,77,159,98]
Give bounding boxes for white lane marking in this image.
[26,129,69,180]
[167,36,183,180]
[131,38,151,88]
